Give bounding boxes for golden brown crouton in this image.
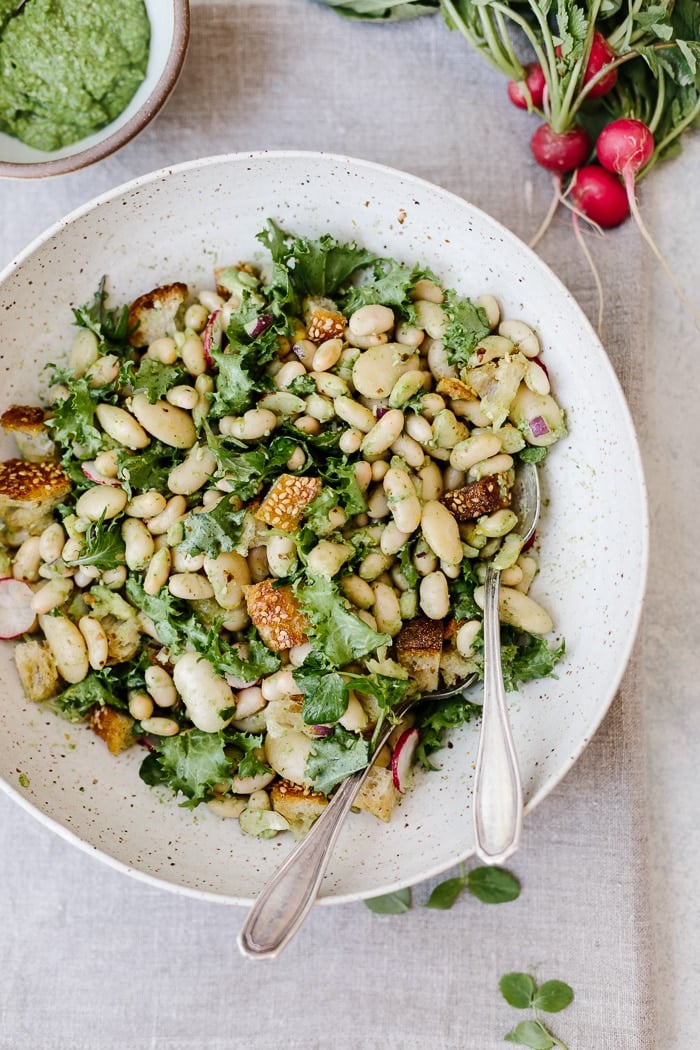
[439,647,478,689]
[354,765,398,822]
[305,300,347,343]
[128,282,188,348]
[395,617,444,693]
[90,706,136,755]
[13,639,58,702]
[254,474,322,532]
[435,376,478,401]
[0,405,55,466]
[244,579,310,651]
[270,780,328,838]
[0,459,71,543]
[441,474,511,522]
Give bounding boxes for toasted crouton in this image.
[13,639,59,702]
[304,297,347,343]
[254,474,322,532]
[127,282,188,348]
[0,459,71,543]
[90,706,136,755]
[441,474,511,522]
[395,617,444,693]
[1,406,56,462]
[354,765,398,822]
[244,579,310,651]
[439,647,478,689]
[270,780,328,838]
[435,376,478,401]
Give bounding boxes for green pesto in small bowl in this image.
[0,0,150,152]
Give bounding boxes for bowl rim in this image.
[0,149,649,905]
[0,0,191,181]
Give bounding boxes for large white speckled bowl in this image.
[0,152,648,905]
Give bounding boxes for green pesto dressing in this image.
[0,0,150,152]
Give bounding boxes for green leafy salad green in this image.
[2,221,565,840]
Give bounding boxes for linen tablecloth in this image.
[0,2,657,1046]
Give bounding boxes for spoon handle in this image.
[473,565,523,865]
[237,734,391,959]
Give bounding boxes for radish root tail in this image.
[572,211,604,336]
[529,175,563,249]
[624,171,700,330]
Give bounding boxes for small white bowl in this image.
[0,0,190,179]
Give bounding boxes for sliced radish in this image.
[0,578,37,639]
[202,308,222,366]
[81,460,121,486]
[391,727,420,794]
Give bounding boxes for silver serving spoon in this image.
[238,675,476,960]
[472,459,540,865]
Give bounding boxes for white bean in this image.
[75,485,127,522]
[143,547,172,595]
[38,613,88,684]
[475,294,500,329]
[31,577,74,615]
[468,452,514,481]
[449,433,502,472]
[372,581,402,636]
[312,372,348,399]
[339,427,363,454]
[264,731,313,787]
[474,584,553,635]
[348,304,395,337]
[122,518,155,571]
[234,685,266,720]
[391,433,425,470]
[141,717,180,737]
[219,408,277,441]
[203,551,250,608]
[266,534,298,578]
[95,404,150,449]
[12,536,42,582]
[339,574,375,610]
[173,652,234,732]
[146,495,187,535]
[426,340,457,380]
[168,573,214,600]
[361,409,405,458]
[383,467,422,534]
[78,616,109,670]
[86,354,119,388]
[125,490,167,519]
[432,410,469,450]
[306,539,353,577]
[167,445,217,495]
[128,690,154,721]
[181,333,207,376]
[456,619,482,657]
[38,522,65,564]
[419,570,450,619]
[145,665,178,708]
[388,369,429,408]
[312,337,343,372]
[417,461,444,502]
[261,669,299,703]
[334,396,375,433]
[421,500,463,567]
[93,449,120,478]
[166,384,199,410]
[351,344,419,400]
[131,394,196,449]
[68,329,99,377]
[498,319,541,357]
[145,337,178,364]
[275,360,307,388]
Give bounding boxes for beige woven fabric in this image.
[0,2,656,1047]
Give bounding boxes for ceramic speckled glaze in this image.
[0,152,648,905]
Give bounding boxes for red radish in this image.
[531,124,591,173]
[582,31,618,98]
[507,63,546,110]
[81,460,121,486]
[0,578,37,639]
[570,165,630,228]
[391,727,420,794]
[202,308,222,367]
[596,118,654,184]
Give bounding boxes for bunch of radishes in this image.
[508,31,654,232]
